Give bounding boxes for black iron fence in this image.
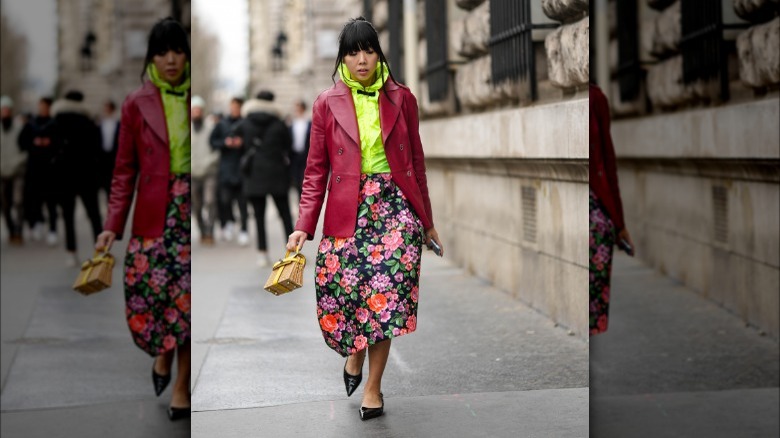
[615,0,641,102]
[388,0,405,84]
[425,0,449,102]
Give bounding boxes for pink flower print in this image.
[133,254,149,274]
[325,253,340,274]
[369,273,392,292]
[357,216,368,227]
[319,239,332,253]
[363,179,381,196]
[163,335,177,351]
[381,230,403,252]
[406,315,417,331]
[128,239,141,253]
[379,310,391,323]
[171,179,189,197]
[356,307,370,324]
[411,286,419,303]
[354,334,368,350]
[164,308,179,324]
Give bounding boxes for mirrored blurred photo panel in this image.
[589,0,779,437]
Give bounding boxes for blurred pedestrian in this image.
[286,17,442,421]
[589,82,635,336]
[234,90,294,267]
[98,99,120,201]
[95,17,191,421]
[289,99,311,200]
[210,97,249,245]
[19,97,58,245]
[0,95,26,245]
[50,90,103,266]
[190,95,219,246]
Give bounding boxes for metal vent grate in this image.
[712,185,728,244]
[522,186,537,243]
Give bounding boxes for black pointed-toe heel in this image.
[343,358,363,397]
[167,406,191,421]
[152,363,171,397]
[360,393,384,421]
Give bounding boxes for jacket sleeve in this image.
[103,96,140,240]
[209,121,226,151]
[597,89,625,232]
[295,95,330,240]
[404,90,434,229]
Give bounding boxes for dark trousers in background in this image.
[24,182,58,232]
[218,182,248,231]
[290,151,307,200]
[1,176,24,237]
[192,175,217,238]
[58,187,103,252]
[248,194,293,251]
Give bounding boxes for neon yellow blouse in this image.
[147,63,191,174]
[338,62,391,174]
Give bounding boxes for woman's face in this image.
[153,49,187,85]
[342,47,379,87]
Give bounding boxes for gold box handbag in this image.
[73,250,115,295]
[264,247,306,296]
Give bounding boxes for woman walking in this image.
[286,17,442,420]
[95,17,191,420]
[589,82,634,336]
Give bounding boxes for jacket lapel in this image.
[379,83,401,145]
[137,81,168,144]
[328,81,360,147]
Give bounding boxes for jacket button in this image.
[144,176,150,183]
[598,171,603,176]
[147,148,152,155]
[406,170,412,177]
[338,148,343,155]
[336,176,341,182]
[400,144,404,150]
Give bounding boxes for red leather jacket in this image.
[589,84,625,231]
[296,80,434,239]
[104,80,190,239]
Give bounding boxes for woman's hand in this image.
[287,230,308,252]
[95,230,116,252]
[617,228,635,256]
[425,227,443,257]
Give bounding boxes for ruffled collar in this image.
[338,62,389,95]
[147,62,191,94]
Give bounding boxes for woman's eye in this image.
[348,51,358,56]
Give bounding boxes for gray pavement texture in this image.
[190,199,590,437]
[590,253,780,438]
[1,204,189,437]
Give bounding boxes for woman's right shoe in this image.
[343,357,363,397]
[152,363,171,397]
[360,393,384,421]
[167,406,191,421]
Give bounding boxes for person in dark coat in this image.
[209,96,249,245]
[18,97,58,245]
[288,99,311,200]
[50,90,103,265]
[97,99,120,200]
[234,90,294,267]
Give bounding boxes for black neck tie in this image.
[166,90,185,96]
[356,90,375,97]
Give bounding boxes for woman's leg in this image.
[249,196,268,251]
[154,348,175,377]
[363,339,391,407]
[171,342,191,407]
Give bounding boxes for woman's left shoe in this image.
[343,359,362,397]
[167,406,191,421]
[359,393,384,421]
[152,362,171,397]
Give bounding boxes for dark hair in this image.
[64,90,84,102]
[231,97,245,106]
[105,100,116,111]
[39,97,53,106]
[296,100,307,111]
[331,17,399,98]
[141,17,190,82]
[256,90,275,101]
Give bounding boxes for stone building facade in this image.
[594,0,779,338]
[56,0,191,115]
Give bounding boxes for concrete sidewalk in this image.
[590,253,780,438]
[0,205,189,438]
[190,199,590,437]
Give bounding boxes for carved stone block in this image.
[454,0,490,58]
[542,0,589,24]
[650,0,681,57]
[454,55,502,109]
[455,0,487,11]
[734,0,780,23]
[737,17,780,88]
[545,17,590,88]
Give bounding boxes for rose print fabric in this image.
[316,173,423,357]
[590,189,615,336]
[124,174,191,356]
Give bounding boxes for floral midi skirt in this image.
[589,189,615,336]
[124,173,191,356]
[316,173,424,357]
